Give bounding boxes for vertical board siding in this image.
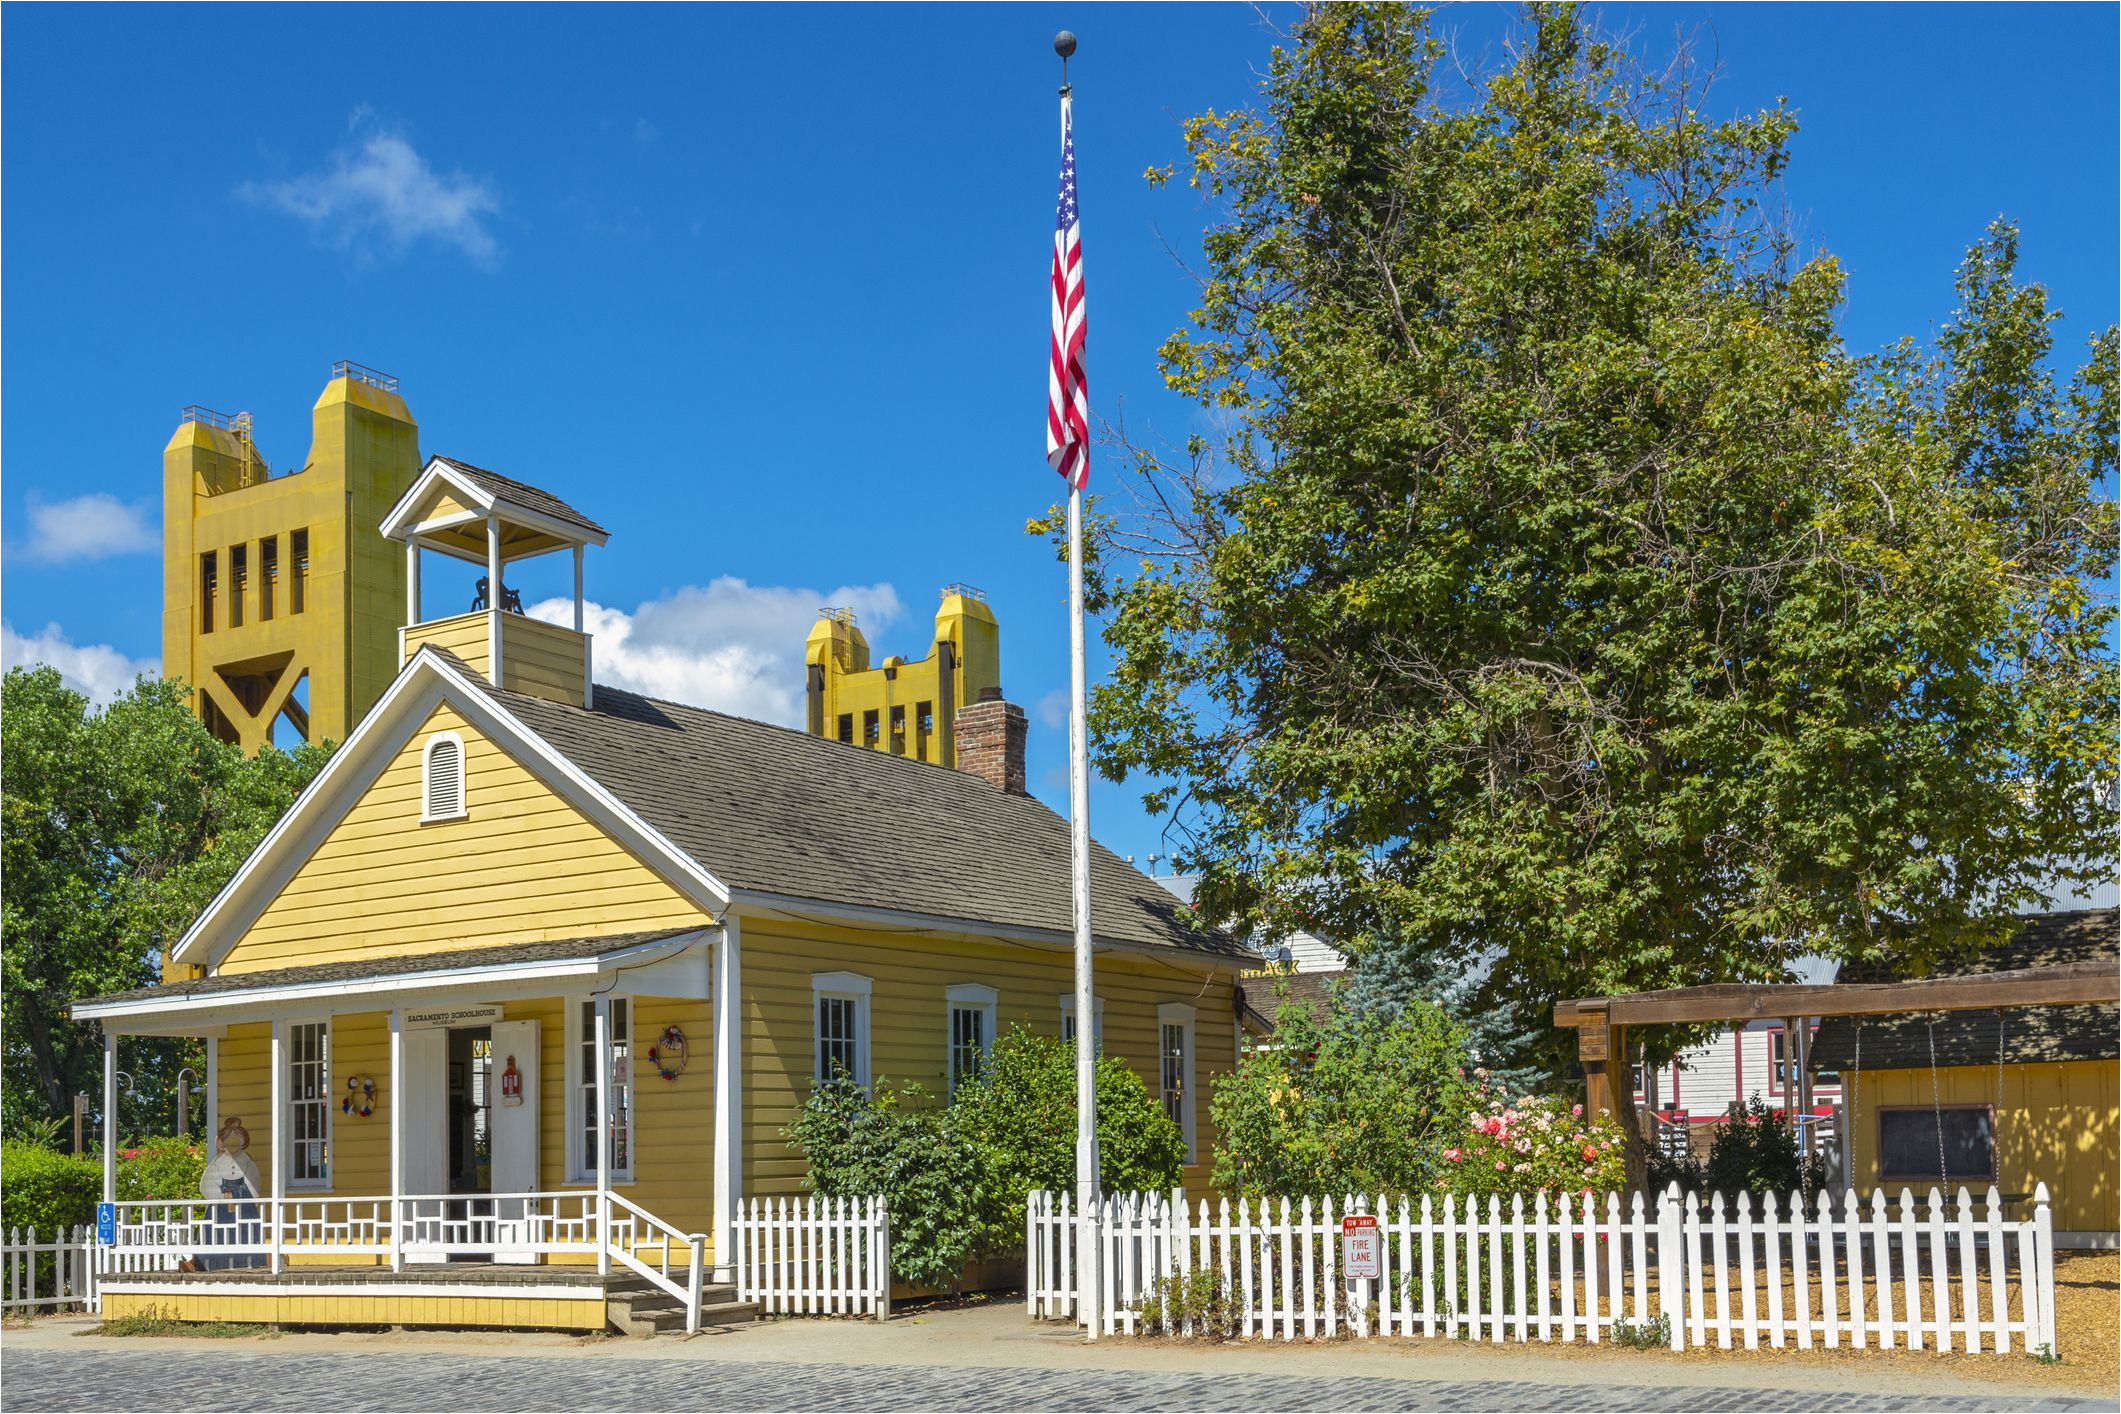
[1847,1061,2116,1237]
[219,701,708,972]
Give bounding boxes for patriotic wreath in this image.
[341,1074,376,1118]
[645,1026,688,1082]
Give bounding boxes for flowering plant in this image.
[1436,1081,1626,1198]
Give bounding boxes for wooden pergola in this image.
[1553,960,2120,1154]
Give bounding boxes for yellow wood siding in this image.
[1848,1060,2118,1235]
[99,1288,605,1331]
[217,701,707,973]
[401,611,490,674]
[497,613,587,705]
[738,919,1238,1200]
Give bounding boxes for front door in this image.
[399,1026,450,1261]
[488,1019,541,1263]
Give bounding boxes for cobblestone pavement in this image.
[3,1348,2112,1413]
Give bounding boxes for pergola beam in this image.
[1554,960,2117,1031]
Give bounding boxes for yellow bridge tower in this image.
[805,585,1000,768]
[161,361,420,752]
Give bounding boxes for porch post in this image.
[405,539,421,626]
[269,1020,285,1275]
[388,1009,405,1272]
[572,544,585,633]
[711,915,744,1281]
[100,1030,117,1203]
[486,516,504,678]
[594,993,611,1276]
[205,1035,219,1143]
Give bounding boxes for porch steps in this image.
[605,1274,758,1335]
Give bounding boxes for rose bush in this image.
[1438,1082,1628,1199]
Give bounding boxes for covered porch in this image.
[75,927,748,1332]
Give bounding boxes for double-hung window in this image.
[567,997,633,1182]
[1158,1002,1197,1164]
[945,984,997,1095]
[285,1020,331,1188]
[813,972,872,1087]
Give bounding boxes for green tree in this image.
[948,1027,1186,1251]
[1067,6,2116,1083]
[2,667,330,1137]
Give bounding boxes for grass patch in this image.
[92,1303,281,1339]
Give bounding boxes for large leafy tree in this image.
[2,668,330,1137]
[1073,5,2116,1077]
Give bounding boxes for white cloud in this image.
[1036,687,1070,732]
[18,493,158,564]
[240,118,501,264]
[527,577,903,725]
[1,622,158,706]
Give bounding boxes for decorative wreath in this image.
[341,1074,376,1118]
[645,1025,688,1082]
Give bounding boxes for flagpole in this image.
[1054,26,1100,1343]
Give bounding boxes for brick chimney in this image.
[954,686,1027,794]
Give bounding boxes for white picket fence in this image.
[3,1227,100,1313]
[1027,1184,2058,1355]
[731,1194,891,1319]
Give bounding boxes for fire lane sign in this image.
[1341,1213,1380,1280]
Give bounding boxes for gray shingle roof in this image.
[433,456,609,537]
[1247,969,1346,1029]
[471,674,1247,961]
[1810,908,2118,1072]
[80,930,698,1009]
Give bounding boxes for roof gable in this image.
[171,651,728,970]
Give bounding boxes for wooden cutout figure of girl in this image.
[182,1116,263,1271]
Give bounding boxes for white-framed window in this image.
[1058,994,1106,1049]
[565,995,633,1183]
[945,983,997,1095]
[285,1019,331,1189]
[1158,1002,1197,1164]
[421,731,466,822]
[813,972,872,1087]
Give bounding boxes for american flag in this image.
[1047,102,1089,490]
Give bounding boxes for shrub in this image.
[1440,1087,1628,1199]
[0,1140,100,1236]
[1134,1265,1240,1339]
[1702,1095,1832,1200]
[949,1028,1186,1252]
[784,1073,983,1292]
[115,1137,205,1203]
[1210,993,1473,1198]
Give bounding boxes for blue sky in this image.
[4,3,2115,871]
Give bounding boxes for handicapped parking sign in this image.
[96,1202,115,1245]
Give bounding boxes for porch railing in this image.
[94,1191,707,1331]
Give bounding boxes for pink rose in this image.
[1571,1104,1583,1118]
[1496,1160,1507,1172]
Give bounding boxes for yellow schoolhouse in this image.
[78,444,1249,1332]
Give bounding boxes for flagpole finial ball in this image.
[1054,31,1078,59]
